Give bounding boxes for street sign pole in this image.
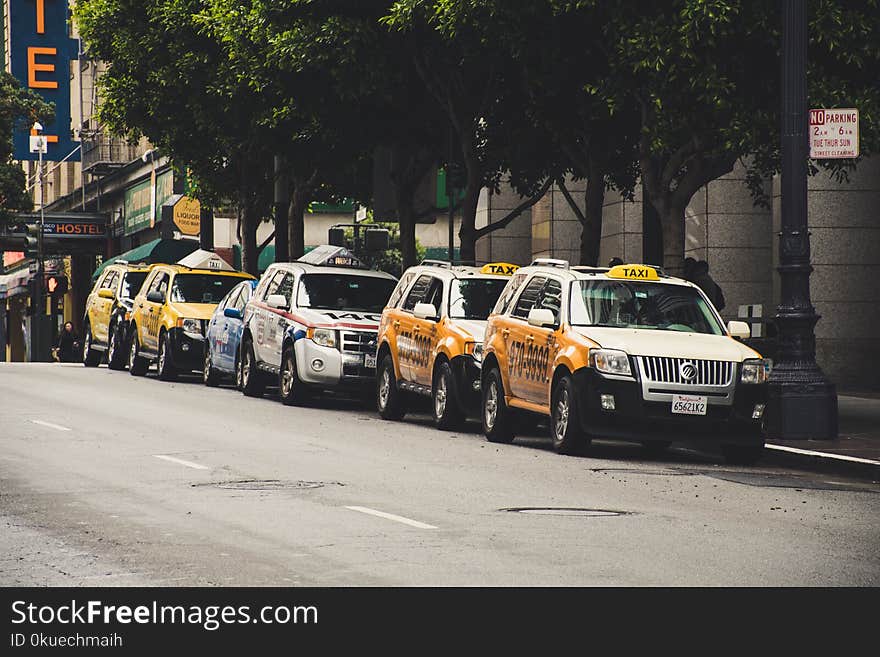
[765,0,838,440]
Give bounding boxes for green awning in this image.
[92,238,199,280]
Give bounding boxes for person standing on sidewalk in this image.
[689,260,726,312]
[54,322,81,363]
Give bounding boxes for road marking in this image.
[766,443,880,466]
[30,419,71,432]
[345,506,437,529]
[152,455,211,471]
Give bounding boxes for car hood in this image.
[170,302,218,321]
[450,319,487,342]
[571,326,760,361]
[299,308,383,331]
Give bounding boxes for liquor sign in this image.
[809,109,859,159]
[8,0,80,161]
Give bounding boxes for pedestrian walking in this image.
[690,260,725,311]
[54,322,81,363]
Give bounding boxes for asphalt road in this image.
[1,362,878,586]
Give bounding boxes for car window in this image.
[235,285,251,311]
[148,273,169,299]
[170,275,244,304]
[222,287,242,311]
[511,276,547,319]
[423,277,444,312]
[276,273,296,304]
[121,271,148,299]
[494,272,528,315]
[402,275,433,312]
[536,278,563,323]
[297,274,396,313]
[101,271,118,290]
[388,271,417,309]
[449,278,508,320]
[263,270,285,300]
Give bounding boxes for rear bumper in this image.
[572,368,766,445]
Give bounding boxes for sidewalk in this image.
[763,393,880,479]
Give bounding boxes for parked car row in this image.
[83,246,771,465]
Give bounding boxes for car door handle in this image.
[413,325,420,332]
[502,329,510,337]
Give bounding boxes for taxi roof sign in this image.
[606,264,660,281]
[296,244,365,269]
[480,262,519,276]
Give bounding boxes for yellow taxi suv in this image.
[480,260,771,465]
[127,264,254,380]
[376,260,517,429]
[82,262,152,370]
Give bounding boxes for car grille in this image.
[638,356,733,386]
[340,330,377,356]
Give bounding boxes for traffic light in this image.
[46,274,68,296]
[24,223,40,257]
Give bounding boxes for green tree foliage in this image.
[0,72,54,226]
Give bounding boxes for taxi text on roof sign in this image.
[606,264,660,281]
[480,263,520,275]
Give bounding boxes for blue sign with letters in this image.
[8,0,80,161]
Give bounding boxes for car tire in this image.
[128,332,148,376]
[482,367,514,444]
[234,350,243,391]
[240,339,264,397]
[433,361,465,430]
[82,324,101,367]
[550,373,588,455]
[376,354,406,420]
[157,331,177,381]
[278,344,307,406]
[203,343,220,387]
[107,323,127,371]
[721,442,765,466]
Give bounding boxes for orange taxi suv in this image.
[480,260,771,465]
[376,261,518,429]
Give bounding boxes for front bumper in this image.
[451,356,482,412]
[167,327,205,372]
[294,337,376,390]
[571,368,766,445]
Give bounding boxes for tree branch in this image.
[557,179,587,225]
[473,178,552,240]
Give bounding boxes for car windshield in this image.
[449,278,509,320]
[297,274,396,313]
[569,280,724,335]
[121,271,147,299]
[170,274,245,304]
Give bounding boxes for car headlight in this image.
[307,327,337,348]
[465,342,483,362]
[589,349,632,376]
[177,318,203,337]
[741,358,772,384]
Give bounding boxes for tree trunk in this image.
[457,176,481,264]
[581,161,605,266]
[658,203,686,277]
[240,204,259,276]
[288,188,307,261]
[392,181,418,270]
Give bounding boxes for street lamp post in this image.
[33,122,48,361]
[764,0,838,440]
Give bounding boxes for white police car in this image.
[239,246,398,406]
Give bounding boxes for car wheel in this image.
[128,332,148,376]
[203,343,220,387]
[157,331,177,381]
[433,361,465,430]
[482,367,514,444]
[234,351,243,390]
[82,324,101,367]
[278,345,307,406]
[376,354,406,420]
[721,442,765,466]
[551,373,588,455]
[107,323,127,371]
[240,339,264,397]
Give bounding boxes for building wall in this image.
[772,156,880,391]
[475,180,533,265]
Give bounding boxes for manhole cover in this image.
[501,507,628,517]
[194,480,335,491]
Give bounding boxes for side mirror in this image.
[528,308,556,328]
[267,294,288,310]
[413,302,438,320]
[98,288,115,300]
[146,290,164,304]
[728,320,751,339]
[224,307,243,320]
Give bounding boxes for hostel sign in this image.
[8,0,80,161]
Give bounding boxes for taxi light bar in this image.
[529,258,569,269]
[480,262,519,275]
[606,264,660,281]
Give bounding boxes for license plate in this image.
[364,353,377,369]
[671,394,707,415]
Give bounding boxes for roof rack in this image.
[419,259,477,269]
[529,257,569,269]
[571,266,610,273]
